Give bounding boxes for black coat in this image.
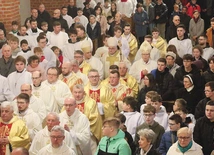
[107,20,126,37]
[195,97,210,120]
[154,2,168,24]
[193,116,214,155]
[67,5,77,18]
[49,17,69,32]
[87,22,101,40]
[38,10,51,25]
[166,24,177,42]
[202,69,214,83]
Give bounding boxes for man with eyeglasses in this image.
[37,126,75,155]
[59,97,91,155]
[198,35,214,61]
[31,71,59,113]
[30,112,76,155]
[135,104,165,149]
[194,100,214,155]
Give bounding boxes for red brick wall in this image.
[0,0,21,33]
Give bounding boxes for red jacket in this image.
[186,2,201,18]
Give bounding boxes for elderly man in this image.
[0,44,16,77]
[84,69,116,118]
[37,126,75,155]
[101,37,131,78]
[59,97,91,155]
[31,71,59,113]
[166,15,181,42]
[0,101,30,154]
[16,93,42,140]
[11,147,29,155]
[25,9,43,29]
[58,62,83,92]
[42,67,72,110]
[38,4,51,25]
[29,112,76,155]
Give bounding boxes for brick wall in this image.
[0,0,21,33]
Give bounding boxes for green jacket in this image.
[95,129,132,155]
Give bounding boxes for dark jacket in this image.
[87,22,101,40]
[49,16,69,32]
[166,23,177,42]
[151,68,174,101]
[193,116,214,155]
[0,57,16,77]
[38,10,51,25]
[83,7,95,19]
[135,146,160,155]
[154,2,168,24]
[143,3,155,23]
[107,20,126,37]
[180,13,191,33]
[67,5,77,18]
[195,97,210,120]
[202,69,214,83]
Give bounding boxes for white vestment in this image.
[0,75,15,103]
[7,69,32,96]
[37,143,75,155]
[85,56,104,80]
[29,126,77,155]
[75,71,89,85]
[32,83,59,113]
[16,35,33,48]
[114,36,130,58]
[117,0,134,18]
[154,107,168,130]
[76,15,89,29]
[59,109,91,155]
[123,111,144,140]
[94,46,108,59]
[129,59,157,83]
[62,14,74,28]
[90,0,97,8]
[202,47,214,61]
[135,47,160,62]
[47,31,69,50]
[168,37,192,58]
[27,28,43,48]
[17,108,42,140]
[76,0,85,9]
[17,50,32,61]
[42,80,72,109]
[61,42,81,61]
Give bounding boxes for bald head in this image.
[64,97,76,105]
[20,84,32,96]
[32,71,42,86]
[53,9,61,18]
[62,62,72,76]
[173,15,180,26]
[64,97,76,116]
[11,147,29,155]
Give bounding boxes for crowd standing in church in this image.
[0,0,214,154]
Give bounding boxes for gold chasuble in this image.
[151,36,167,58]
[0,116,30,155]
[84,83,116,119]
[79,60,92,75]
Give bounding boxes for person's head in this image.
[157,0,163,5]
[176,24,186,38]
[102,117,120,137]
[183,74,194,89]
[191,0,197,4]
[173,15,180,26]
[53,9,61,19]
[38,4,45,13]
[177,127,192,147]
[192,45,203,59]
[64,97,76,116]
[32,71,42,87]
[74,50,84,64]
[61,6,68,16]
[109,70,120,86]
[144,35,153,44]
[95,6,103,15]
[169,114,182,131]
[28,55,39,69]
[17,93,30,113]
[111,2,117,10]
[11,147,29,155]
[150,93,162,113]
[88,69,100,86]
[107,16,114,24]
[75,24,85,38]
[70,59,79,73]
[193,10,200,19]
[182,6,187,14]
[61,62,72,76]
[19,25,27,36]
[47,67,59,83]
[31,9,38,19]
[118,62,128,77]
[103,34,110,46]
[34,47,44,58]
[89,15,96,24]
[30,19,38,29]
[51,46,61,57]
[173,4,179,12]
[136,3,143,12]
[107,37,118,55]
[1,101,14,122]
[210,18,214,29]
[143,73,156,88]
[152,27,160,39]
[166,52,176,66]
[114,113,126,129]
[14,56,26,72]
[50,125,65,148]
[175,108,188,122]
[69,0,75,6]
[173,98,187,112]
[37,35,47,48]
[46,112,60,131]
[81,40,92,59]
[24,19,31,29]
[140,41,151,62]
[72,84,85,101]
[143,104,156,125]
[157,58,166,72]
[123,24,131,35]
[183,54,194,68]
[0,29,5,40]
[198,35,207,46]
[204,81,214,99]
[11,21,19,31]
[145,91,158,105]
[2,44,12,59]
[20,39,29,51]
[166,44,179,58]
[53,21,61,34]
[68,29,77,42]
[10,36,19,50]
[115,12,121,22]
[20,84,32,97]
[109,65,119,73]
[205,100,214,122]
[77,8,83,16]
[41,21,48,32]
[114,26,122,38]
[122,96,138,112]
[138,129,155,150]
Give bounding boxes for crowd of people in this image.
[0,0,214,154]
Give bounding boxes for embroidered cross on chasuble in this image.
[106,56,119,66]
[0,123,13,155]
[89,89,101,102]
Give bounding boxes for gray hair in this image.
[88,69,99,76]
[177,127,193,138]
[2,44,11,52]
[73,84,84,91]
[47,112,60,122]
[1,101,14,112]
[138,128,155,143]
[70,59,79,66]
[51,125,65,135]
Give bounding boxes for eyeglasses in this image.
[178,137,190,140]
[143,114,154,117]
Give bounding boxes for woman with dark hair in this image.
[107,2,117,18]
[166,44,183,66]
[138,73,157,106]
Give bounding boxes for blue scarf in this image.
[178,141,193,153]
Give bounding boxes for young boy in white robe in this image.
[17,39,32,60]
[34,47,48,72]
[122,96,144,140]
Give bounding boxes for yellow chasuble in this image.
[101,77,126,86]
[84,82,116,119]
[121,73,139,98]
[122,33,138,63]
[59,73,83,92]
[0,116,30,155]
[79,60,92,75]
[151,36,167,58]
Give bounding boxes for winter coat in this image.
[154,2,168,24]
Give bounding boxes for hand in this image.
[64,124,70,132]
[156,16,160,19]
